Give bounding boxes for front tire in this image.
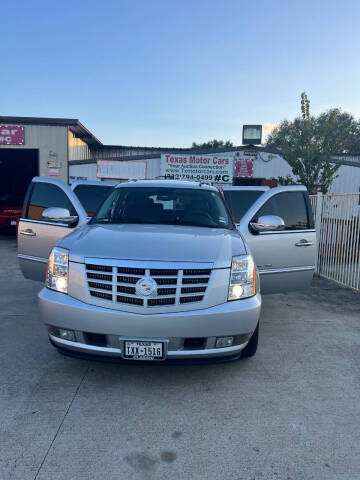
[241,322,259,358]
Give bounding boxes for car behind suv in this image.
[17,178,316,362]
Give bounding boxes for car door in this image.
[224,186,316,294]
[17,177,88,282]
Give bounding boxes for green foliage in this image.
[274,175,298,186]
[191,139,234,149]
[266,92,360,194]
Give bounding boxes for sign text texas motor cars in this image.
[160,153,234,183]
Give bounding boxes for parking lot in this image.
[1,233,359,480]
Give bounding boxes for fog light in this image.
[59,329,75,342]
[216,336,234,348]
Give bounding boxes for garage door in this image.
[0,149,38,209]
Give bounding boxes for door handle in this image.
[295,239,313,246]
[20,229,36,237]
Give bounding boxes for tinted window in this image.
[91,187,232,229]
[26,183,76,221]
[223,190,264,222]
[73,185,114,217]
[253,191,311,230]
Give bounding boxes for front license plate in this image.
[10,221,16,225]
[123,341,164,361]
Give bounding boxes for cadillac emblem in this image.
[136,277,157,297]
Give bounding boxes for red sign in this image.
[0,125,24,145]
[234,158,253,177]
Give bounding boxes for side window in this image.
[73,185,114,217]
[25,183,76,221]
[223,190,264,222]
[252,191,313,231]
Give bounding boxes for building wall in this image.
[69,150,360,193]
[68,130,93,162]
[0,124,68,182]
[329,164,360,194]
[69,163,97,182]
[252,152,293,179]
[253,152,360,193]
[69,156,161,183]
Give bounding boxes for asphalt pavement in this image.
[1,233,359,480]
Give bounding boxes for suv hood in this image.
[59,224,247,269]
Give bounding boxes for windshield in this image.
[91,187,232,229]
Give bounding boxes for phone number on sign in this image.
[165,173,231,182]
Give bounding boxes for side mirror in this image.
[42,207,78,225]
[250,215,285,233]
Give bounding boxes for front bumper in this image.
[39,288,261,360]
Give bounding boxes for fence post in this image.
[314,192,323,272]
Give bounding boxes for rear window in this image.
[73,185,114,217]
[223,190,264,222]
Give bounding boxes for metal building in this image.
[69,147,360,194]
[0,116,102,183]
[1,115,360,195]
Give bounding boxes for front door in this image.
[233,186,316,294]
[17,177,87,282]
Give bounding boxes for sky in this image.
[1,0,360,147]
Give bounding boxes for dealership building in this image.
[1,116,360,196]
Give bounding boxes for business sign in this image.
[234,157,254,177]
[0,125,24,145]
[97,160,146,180]
[160,153,233,184]
[243,150,257,157]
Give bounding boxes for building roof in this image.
[0,116,102,146]
[69,145,283,165]
[95,144,282,154]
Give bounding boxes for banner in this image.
[234,157,254,177]
[0,125,24,145]
[97,160,146,180]
[160,153,233,184]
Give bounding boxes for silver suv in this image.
[18,178,316,362]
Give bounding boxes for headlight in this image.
[46,247,69,294]
[228,255,256,301]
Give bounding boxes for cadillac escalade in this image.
[17,178,316,362]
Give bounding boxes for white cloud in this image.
[262,123,277,134]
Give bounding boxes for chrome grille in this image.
[85,263,211,308]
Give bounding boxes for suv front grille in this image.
[85,263,211,308]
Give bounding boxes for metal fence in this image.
[310,193,360,290]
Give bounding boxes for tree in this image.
[266,92,360,194]
[191,139,234,149]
